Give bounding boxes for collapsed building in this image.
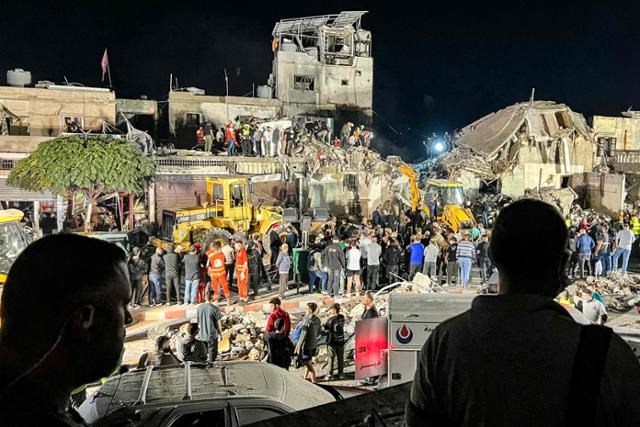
[446,100,598,199]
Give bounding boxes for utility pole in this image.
[224,68,229,121]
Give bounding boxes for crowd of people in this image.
[138,293,378,385]
[194,118,372,157]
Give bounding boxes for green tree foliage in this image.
[7,136,155,229]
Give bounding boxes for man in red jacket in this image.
[225,121,237,156]
[266,297,291,336]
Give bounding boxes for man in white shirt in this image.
[612,222,636,273]
[345,241,362,297]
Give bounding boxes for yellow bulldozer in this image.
[397,164,475,232]
[156,177,287,252]
[0,209,30,286]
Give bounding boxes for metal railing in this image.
[611,150,640,164]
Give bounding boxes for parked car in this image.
[79,361,336,426]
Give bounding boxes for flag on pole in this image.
[101,49,109,82]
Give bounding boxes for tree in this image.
[7,136,155,231]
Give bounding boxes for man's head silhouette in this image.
[489,199,568,297]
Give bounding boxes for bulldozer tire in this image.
[196,227,233,249]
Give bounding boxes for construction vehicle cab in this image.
[159,177,284,250]
[426,179,475,232]
[0,209,30,285]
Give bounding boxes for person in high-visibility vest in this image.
[235,241,249,304]
[207,243,231,303]
[631,216,640,237]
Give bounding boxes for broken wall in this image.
[500,135,594,197]
[570,172,626,215]
[593,115,640,151]
[274,51,373,109]
[0,86,116,136]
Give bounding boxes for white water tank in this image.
[257,85,272,98]
[7,69,32,87]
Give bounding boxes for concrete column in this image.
[148,182,156,223]
[32,200,41,238]
[56,195,64,232]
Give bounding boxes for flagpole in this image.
[107,63,113,89]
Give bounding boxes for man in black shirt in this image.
[361,291,379,319]
[445,237,458,286]
[0,235,134,426]
[266,318,294,370]
[383,239,402,284]
[323,303,346,380]
[476,234,490,284]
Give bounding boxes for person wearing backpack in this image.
[323,303,346,380]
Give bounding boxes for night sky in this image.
[1,1,639,159]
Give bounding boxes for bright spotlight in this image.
[433,141,445,153]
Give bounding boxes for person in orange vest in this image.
[207,243,231,304]
[235,241,249,304]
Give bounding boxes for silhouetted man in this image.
[406,199,640,426]
[0,234,133,426]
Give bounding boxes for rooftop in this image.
[272,11,367,36]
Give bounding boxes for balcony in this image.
[610,150,640,173]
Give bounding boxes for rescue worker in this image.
[206,243,231,304]
[632,216,640,237]
[203,122,214,153]
[240,124,252,156]
[235,241,249,304]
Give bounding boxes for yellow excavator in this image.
[156,177,287,251]
[0,209,30,286]
[397,164,475,232]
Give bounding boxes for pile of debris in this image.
[217,309,268,361]
[571,271,640,313]
[438,146,497,181]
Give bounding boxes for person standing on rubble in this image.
[323,236,346,297]
[149,247,165,306]
[366,236,382,290]
[203,122,214,153]
[323,303,346,380]
[252,124,263,157]
[225,121,237,156]
[216,127,224,148]
[405,199,640,426]
[444,236,459,286]
[340,122,353,146]
[383,238,402,284]
[577,288,608,325]
[206,243,231,304]
[295,302,321,383]
[235,241,249,304]
[476,234,490,285]
[266,318,294,370]
[456,234,475,287]
[612,222,635,273]
[221,240,235,287]
[576,228,595,278]
[196,125,204,148]
[182,245,201,305]
[594,223,613,277]
[346,239,362,297]
[408,236,425,279]
[266,297,292,336]
[275,243,291,300]
[422,240,439,280]
[164,244,181,305]
[197,295,223,363]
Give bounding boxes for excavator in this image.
[0,209,30,286]
[397,164,475,232]
[156,177,288,253]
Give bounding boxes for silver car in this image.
[79,361,336,426]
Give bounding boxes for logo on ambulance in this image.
[395,325,413,344]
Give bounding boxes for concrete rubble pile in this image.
[571,271,640,314]
[217,309,269,361]
[522,187,578,215]
[438,147,497,181]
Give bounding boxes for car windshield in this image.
[0,221,28,275]
[437,186,465,206]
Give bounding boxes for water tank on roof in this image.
[7,69,32,87]
[281,41,297,52]
[257,85,272,98]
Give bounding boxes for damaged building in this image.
[447,100,599,199]
[167,11,373,148]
